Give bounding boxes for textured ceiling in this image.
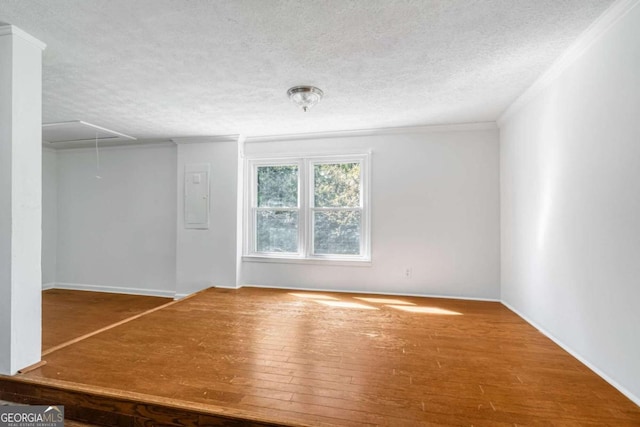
[0,0,615,140]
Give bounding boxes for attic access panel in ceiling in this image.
[42,121,136,144]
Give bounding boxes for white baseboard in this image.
[501,300,640,407]
[50,282,175,299]
[236,283,500,302]
[215,284,241,290]
[173,283,237,300]
[44,281,497,302]
[176,283,499,303]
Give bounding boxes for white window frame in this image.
[244,153,371,264]
[247,158,303,258]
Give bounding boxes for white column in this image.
[0,25,46,375]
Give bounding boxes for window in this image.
[255,164,299,253]
[245,154,370,262]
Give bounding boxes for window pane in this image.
[257,165,298,207]
[314,210,361,255]
[256,210,298,253]
[314,163,360,208]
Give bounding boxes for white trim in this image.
[244,149,373,161]
[51,282,175,298]
[501,300,640,407]
[246,122,497,143]
[214,284,241,290]
[239,283,500,302]
[244,153,371,262]
[172,135,240,145]
[242,255,372,267]
[173,293,188,300]
[41,282,55,291]
[245,158,303,257]
[175,284,240,299]
[235,135,246,287]
[498,0,640,125]
[0,24,47,50]
[307,155,371,259]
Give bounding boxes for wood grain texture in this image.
[7,287,639,426]
[42,289,171,352]
[65,420,101,427]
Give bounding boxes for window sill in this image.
[242,255,372,267]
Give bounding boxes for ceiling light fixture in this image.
[287,85,323,112]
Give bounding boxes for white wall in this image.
[176,139,239,296]
[42,148,57,286]
[500,2,640,404]
[56,144,177,296]
[50,129,498,301]
[242,127,501,300]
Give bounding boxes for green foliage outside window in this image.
[256,165,299,252]
[254,161,362,256]
[257,165,298,207]
[313,163,361,255]
[314,163,360,208]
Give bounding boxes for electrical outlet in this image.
[404,267,412,279]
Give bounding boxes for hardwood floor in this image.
[42,289,171,352]
[4,287,639,425]
[65,421,100,427]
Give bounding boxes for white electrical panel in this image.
[184,163,210,229]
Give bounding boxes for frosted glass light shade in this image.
[287,86,323,112]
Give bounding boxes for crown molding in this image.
[498,0,640,126]
[171,135,241,145]
[245,122,497,143]
[0,24,46,50]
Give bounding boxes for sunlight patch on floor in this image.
[315,300,378,310]
[387,305,462,315]
[355,297,415,305]
[289,293,339,300]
